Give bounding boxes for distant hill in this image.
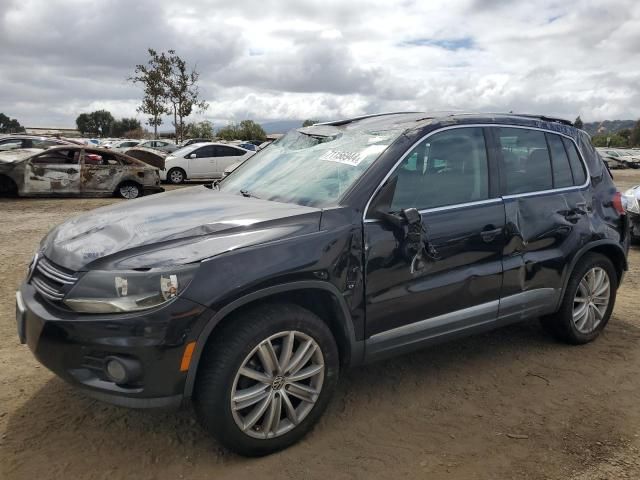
[260,120,305,134]
[582,120,636,136]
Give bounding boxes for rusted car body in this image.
[124,147,166,170]
[0,146,164,199]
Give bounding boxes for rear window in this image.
[562,138,587,185]
[547,134,573,188]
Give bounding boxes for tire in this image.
[193,303,340,456]
[540,253,617,344]
[0,175,17,197]
[117,182,141,199]
[167,168,185,184]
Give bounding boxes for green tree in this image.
[110,118,142,137]
[573,116,583,129]
[217,120,266,141]
[238,120,266,141]
[217,123,239,140]
[129,48,170,139]
[302,119,319,127]
[76,112,96,135]
[185,120,214,139]
[0,113,25,133]
[592,134,627,148]
[630,120,640,147]
[91,110,114,136]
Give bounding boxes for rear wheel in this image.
[194,303,339,456]
[541,253,617,344]
[118,182,141,199]
[167,168,185,184]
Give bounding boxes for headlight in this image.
[64,264,198,313]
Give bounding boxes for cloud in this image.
[0,0,639,130]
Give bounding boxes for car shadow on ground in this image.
[4,318,640,478]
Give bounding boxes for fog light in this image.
[104,356,142,385]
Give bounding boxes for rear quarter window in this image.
[562,138,587,185]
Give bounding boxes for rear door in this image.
[81,149,123,194]
[23,149,81,195]
[213,146,248,176]
[188,145,216,178]
[493,127,590,321]
[364,127,506,357]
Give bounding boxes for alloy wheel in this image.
[230,331,325,439]
[573,266,610,334]
[120,184,139,199]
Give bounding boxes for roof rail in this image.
[509,114,573,126]
[314,111,422,127]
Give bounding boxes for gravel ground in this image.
[2,172,640,479]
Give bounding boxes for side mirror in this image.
[376,207,422,229]
[188,153,197,159]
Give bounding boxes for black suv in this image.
[16,113,628,456]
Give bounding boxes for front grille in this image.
[30,256,78,302]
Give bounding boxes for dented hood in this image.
[41,186,322,270]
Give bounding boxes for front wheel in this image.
[167,168,185,184]
[193,303,339,456]
[541,253,617,344]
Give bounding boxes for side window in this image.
[31,139,59,148]
[0,139,23,150]
[547,134,573,188]
[562,138,586,185]
[496,128,552,194]
[84,150,122,165]
[215,146,244,157]
[389,127,489,211]
[194,146,215,158]
[31,149,79,165]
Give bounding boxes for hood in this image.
[41,186,322,270]
[125,147,167,169]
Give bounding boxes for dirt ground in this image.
[2,173,640,480]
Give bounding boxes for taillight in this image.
[613,191,625,215]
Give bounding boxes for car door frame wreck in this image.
[0,145,164,198]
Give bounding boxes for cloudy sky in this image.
[1,0,639,130]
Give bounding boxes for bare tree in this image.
[129,49,170,139]
[165,52,209,143]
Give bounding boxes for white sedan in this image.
[160,142,255,184]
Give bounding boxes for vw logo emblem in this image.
[271,375,285,391]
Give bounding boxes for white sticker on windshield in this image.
[319,145,387,167]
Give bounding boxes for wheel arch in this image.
[113,179,143,197]
[0,173,19,196]
[556,240,627,310]
[183,281,363,398]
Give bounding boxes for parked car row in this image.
[597,147,640,169]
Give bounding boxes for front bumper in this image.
[16,283,212,408]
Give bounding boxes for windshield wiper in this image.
[240,189,260,199]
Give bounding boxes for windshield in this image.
[218,126,403,207]
[170,145,199,157]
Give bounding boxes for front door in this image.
[188,145,216,178]
[364,127,505,358]
[22,148,81,195]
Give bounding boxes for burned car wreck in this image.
[0,146,164,199]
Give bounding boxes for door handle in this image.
[480,227,502,243]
